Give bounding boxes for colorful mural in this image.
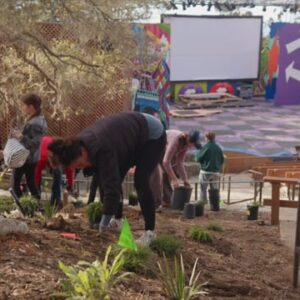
[265,23,285,100]
[274,23,300,105]
[132,24,171,127]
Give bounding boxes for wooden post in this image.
[293,184,300,287]
[271,182,280,225]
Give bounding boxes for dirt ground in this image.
[0,205,300,300]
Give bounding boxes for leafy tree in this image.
[0,0,167,120]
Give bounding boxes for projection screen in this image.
[163,15,262,82]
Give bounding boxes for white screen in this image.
[163,16,262,81]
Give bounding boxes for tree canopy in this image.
[0,0,167,120]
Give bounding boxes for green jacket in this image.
[196,141,224,172]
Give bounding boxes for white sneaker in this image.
[136,230,156,246]
[108,218,123,232]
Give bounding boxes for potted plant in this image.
[128,191,138,206]
[195,201,205,217]
[87,202,103,229]
[246,201,260,220]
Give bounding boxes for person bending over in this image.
[48,111,166,246]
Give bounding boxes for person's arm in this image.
[34,159,47,188]
[20,123,45,152]
[97,150,121,227]
[196,147,208,164]
[175,149,188,183]
[163,138,180,186]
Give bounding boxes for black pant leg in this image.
[25,163,40,199]
[134,133,166,231]
[12,165,26,198]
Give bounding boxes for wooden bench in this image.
[263,176,300,225]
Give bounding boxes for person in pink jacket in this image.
[152,130,201,208]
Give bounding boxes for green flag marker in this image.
[118,218,137,251]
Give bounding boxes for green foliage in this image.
[248,201,261,208]
[206,223,223,232]
[87,202,103,224]
[188,227,213,244]
[19,196,38,217]
[0,196,15,214]
[122,245,152,273]
[43,201,57,220]
[157,255,207,300]
[150,234,183,257]
[58,245,130,300]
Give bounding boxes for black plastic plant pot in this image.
[247,205,259,220]
[209,189,220,211]
[195,201,205,217]
[172,186,192,210]
[89,216,102,229]
[128,195,138,206]
[184,203,195,219]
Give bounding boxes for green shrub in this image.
[87,202,103,224]
[207,223,223,232]
[0,196,15,214]
[58,245,130,300]
[150,234,182,257]
[188,227,213,244]
[19,196,38,217]
[158,254,207,300]
[122,245,152,272]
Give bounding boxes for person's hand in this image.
[172,178,180,188]
[12,129,23,140]
[184,181,191,188]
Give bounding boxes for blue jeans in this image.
[51,168,62,206]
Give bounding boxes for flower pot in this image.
[172,186,192,210]
[209,189,220,211]
[247,205,259,220]
[195,201,205,217]
[128,195,138,206]
[184,203,195,219]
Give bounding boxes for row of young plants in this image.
[56,222,224,299]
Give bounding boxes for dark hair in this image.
[178,133,188,148]
[21,93,42,117]
[47,137,82,166]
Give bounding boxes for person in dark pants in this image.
[48,111,166,246]
[11,93,47,199]
[35,136,73,207]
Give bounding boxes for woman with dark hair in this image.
[11,93,48,199]
[48,111,166,246]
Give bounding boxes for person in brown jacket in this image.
[48,111,166,246]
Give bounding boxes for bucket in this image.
[195,201,205,217]
[247,205,259,220]
[209,189,220,211]
[172,186,192,210]
[184,203,195,219]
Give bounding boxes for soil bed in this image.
[0,206,299,299]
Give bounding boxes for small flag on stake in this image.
[118,218,137,251]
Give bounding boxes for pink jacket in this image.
[163,130,188,182]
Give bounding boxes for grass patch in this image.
[19,196,38,217]
[150,234,182,257]
[188,227,213,244]
[0,196,15,214]
[207,223,223,232]
[122,245,152,273]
